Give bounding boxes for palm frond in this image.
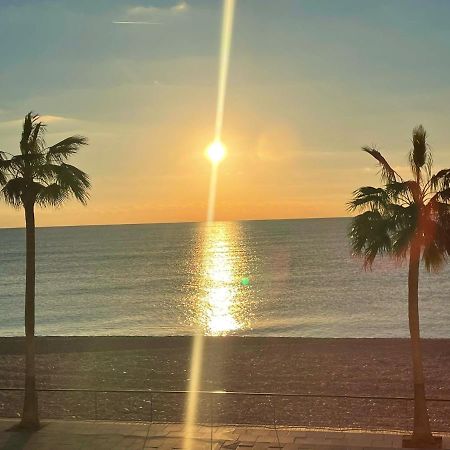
[428,168,450,191]
[411,125,428,168]
[418,201,449,272]
[347,186,389,211]
[407,180,421,203]
[434,204,450,255]
[51,163,91,205]
[409,125,432,181]
[0,152,11,185]
[422,241,446,272]
[362,146,400,183]
[388,204,417,258]
[438,188,450,202]
[385,180,417,204]
[429,187,450,205]
[20,112,39,155]
[46,136,88,163]
[0,168,7,185]
[36,183,70,207]
[391,227,413,259]
[29,121,46,154]
[9,153,47,176]
[349,210,392,269]
[1,177,26,207]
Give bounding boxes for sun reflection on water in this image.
[197,222,248,335]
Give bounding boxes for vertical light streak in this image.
[184,1,236,449]
[214,0,236,141]
[183,333,204,449]
[206,164,218,223]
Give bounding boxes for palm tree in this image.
[0,112,90,429]
[348,125,450,448]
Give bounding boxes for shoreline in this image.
[1,336,449,431]
[1,335,449,352]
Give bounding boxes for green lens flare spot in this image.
[241,277,250,286]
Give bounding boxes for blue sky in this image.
[1,0,450,226]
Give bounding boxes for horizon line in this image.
[0,215,349,231]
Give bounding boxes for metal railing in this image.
[1,387,450,432]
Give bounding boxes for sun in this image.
[206,140,227,164]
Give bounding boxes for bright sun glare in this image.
[206,140,227,164]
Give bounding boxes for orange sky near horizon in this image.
[0,102,449,229]
[0,117,350,228]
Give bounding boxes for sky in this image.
[1,0,450,227]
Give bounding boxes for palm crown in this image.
[0,112,90,209]
[348,125,450,270]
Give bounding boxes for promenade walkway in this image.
[0,418,448,450]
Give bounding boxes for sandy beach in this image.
[0,336,449,431]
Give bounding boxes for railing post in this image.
[270,395,281,448]
[150,392,153,423]
[210,392,213,450]
[271,396,276,428]
[94,391,98,421]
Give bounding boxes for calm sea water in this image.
[0,218,449,337]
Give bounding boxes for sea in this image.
[0,218,449,338]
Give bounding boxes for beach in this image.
[0,336,449,431]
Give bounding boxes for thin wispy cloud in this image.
[171,2,189,13]
[0,115,70,129]
[112,21,161,25]
[40,115,69,124]
[127,1,189,18]
[113,2,188,26]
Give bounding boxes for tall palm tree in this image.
[0,112,90,429]
[348,125,450,448]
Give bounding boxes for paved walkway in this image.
[0,419,448,450]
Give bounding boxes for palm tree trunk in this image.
[408,242,432,445]
[20,202,39,429]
